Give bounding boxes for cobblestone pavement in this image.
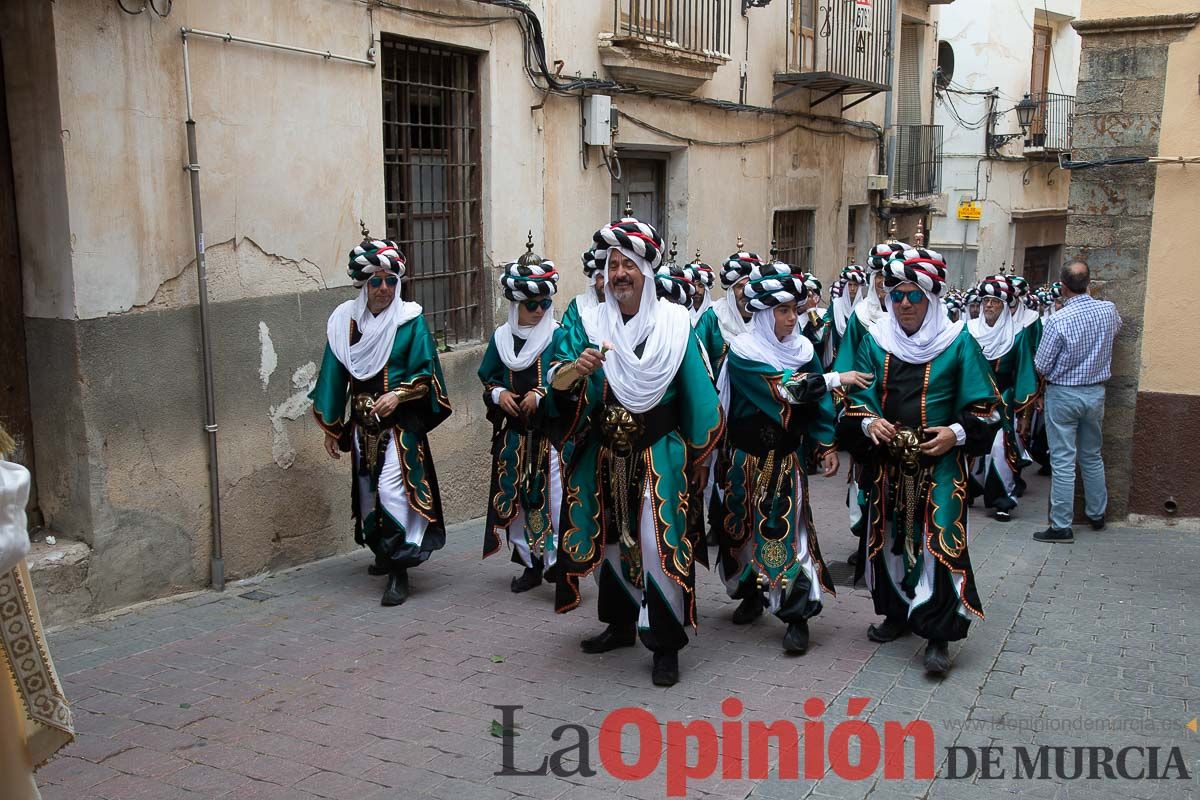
[39,472,1200,800]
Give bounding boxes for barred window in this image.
[772,209,815,272]
[382,37,484,347]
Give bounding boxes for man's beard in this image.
[611,282,636,303]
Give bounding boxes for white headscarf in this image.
[713,282,750,338]
[969,302,1017,360]
[326,284,423,380]
[573,288,601,315]
[580,248,691,414]
[853,274,889,329]
[495,302,558,372]
[832,284,859,336]
[870,288,964,365]
[1012,303,1040,329]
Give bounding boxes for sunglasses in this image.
[522,299,553,312]
[889,289,925,305]
[367,275,399,288]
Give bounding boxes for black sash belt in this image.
[727,413,803,459]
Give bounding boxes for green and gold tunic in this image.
[838,327,1002,641]
[310,315,451,568]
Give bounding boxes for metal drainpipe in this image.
[180,30,225,591]
[176,27,375,591]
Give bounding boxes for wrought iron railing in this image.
[784,0,892,92]
[612,0,734,57]
[891,124,942,198]
[1025,92,1074,152]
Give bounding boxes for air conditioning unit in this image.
[867,174,889,192]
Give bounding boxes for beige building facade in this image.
[0,0,950,620]
[1063,0,1199,522]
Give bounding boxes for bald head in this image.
[1062,260,1090,295]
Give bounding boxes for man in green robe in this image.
[479,240,562,592]
[543,218,723,687]
[559,245,605,332]
[685,255,727,374]
[838,247,1002,675]
[716,262,872,653]
[311,236,452,607]
[967,277,1039,520]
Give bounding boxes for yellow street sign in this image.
[1188,718,1197,733]
[957,200,982,221]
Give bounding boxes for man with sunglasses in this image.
[310,234,452,607]
[479,239,563,593]
[837,248,1002,675]
[542,217,723,687]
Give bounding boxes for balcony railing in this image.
[1025,92,1074,153]
[611,0,733,57]
[776,0,893,109]
[891,124,942,198]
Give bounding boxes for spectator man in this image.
[1032,260,1122,543]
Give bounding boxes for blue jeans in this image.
[1045,384,1108,530]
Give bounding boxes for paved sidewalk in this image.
[38,473,1200,799]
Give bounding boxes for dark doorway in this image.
[0,41,38,522]
[1023,244,1060,286]
[610,153,667,238]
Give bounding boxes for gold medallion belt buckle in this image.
[352,393,384,433]
[601,405,643,459]
[887,426,924,474]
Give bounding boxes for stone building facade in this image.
[0,0,951,621]
[1064,1,1200,521]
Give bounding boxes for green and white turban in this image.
[743,262,808,312]
[500,261,559,302]
[348,238,406,287]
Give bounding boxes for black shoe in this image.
[651,651,679,687]
[380,568,409,606]
[847,549,860,566]
[367,556,389,576]
[1037,464,1051,476]
[1013,477,1027,498]
[783,620,810,654]
[994,510,1012,522]
[542,563,558,583]
[867,615,909,643]
[510,565,543,593]
[1088,516,1106,531]
[923,640,951,675]
[731,593,764,625]
[1033,526,1074,543]
[580,623,637,654]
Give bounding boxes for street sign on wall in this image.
[957,199,982,221]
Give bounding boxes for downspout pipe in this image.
[882,0,900,179]
[181,29,225,591]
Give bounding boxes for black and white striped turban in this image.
[840,264,868,285]
[593,218,665,271]
[743,262,808,312]
[348,238,406,286]
[977,277,1013,304]
[1024,292,1042,310]
[686,259,715,288]
[1050,282,1063,299]
[943,294,964,314]
[801,272,823,296]
[983,274,1020,306]
[965,288,980,305]
[721,251,762,288]
[867,241,909,272]
[830,278,847,299]
[1007,275,1030,298]
[882,247,949,295]
[655,262,695,306]
[581,245,605,278]
[500,260,559,302]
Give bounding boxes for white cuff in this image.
[490,387,504,404]
[823,372,841,390]
[862,417,878,436]
[949,422,966,446]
